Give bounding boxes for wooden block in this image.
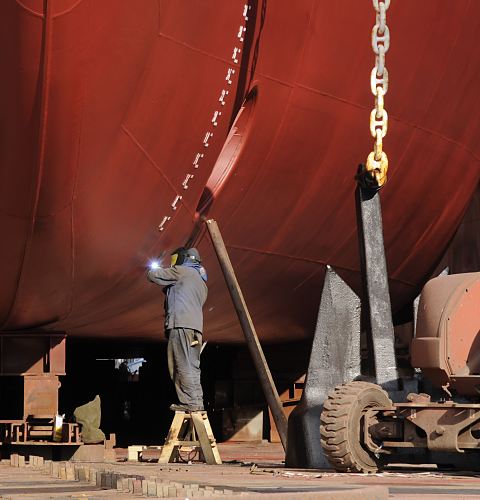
[18,456,25,467]
[127,445,144,461]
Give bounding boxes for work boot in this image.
[169,403,204,412]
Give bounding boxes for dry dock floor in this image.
[1,442,480,499]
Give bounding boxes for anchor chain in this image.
[361,0,391,189]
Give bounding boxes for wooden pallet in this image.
[158,411,221,465]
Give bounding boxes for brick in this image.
[111,473,119,489]
[52,462,60,478]
[116,475,125,492]
[98,471,105,487]
[158,483,170,497]
[121,477,130,492]
[59,465,67,480]
[89,469,98,485]
[66,463,75,481]
[78,468,87,481]
[104,472,112,488]
[147,479,157,496]
[133,479,142,494]
[43,460,52,475]
[127,477,134,492]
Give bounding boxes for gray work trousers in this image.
[167,328,204,409]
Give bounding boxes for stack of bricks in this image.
[18,455,243,497]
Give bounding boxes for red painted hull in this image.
[1,0,479,342]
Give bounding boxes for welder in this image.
[147,247,208,412]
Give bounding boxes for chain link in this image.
[365,0,391,188]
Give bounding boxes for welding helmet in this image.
[170,247,202,266]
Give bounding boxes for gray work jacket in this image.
[147,265,208,333]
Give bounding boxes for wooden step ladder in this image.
[158,411,221,465]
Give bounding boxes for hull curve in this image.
[0,0,479,342]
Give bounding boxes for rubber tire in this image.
[320,381,392,473]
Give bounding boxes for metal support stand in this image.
[285,267,361,468]
[0,333,82,446]
[356,186,398,391]
[204,219,288,451]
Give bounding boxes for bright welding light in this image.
[149,260,160,270]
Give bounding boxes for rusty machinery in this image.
[320,272,480,472]
[0,333,81,447]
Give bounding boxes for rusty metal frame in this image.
[0,421,81,445]
[0,332,73,445]
[367,400,480,454]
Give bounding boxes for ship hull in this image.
[1,0,479,342]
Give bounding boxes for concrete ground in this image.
[1,442,480,499]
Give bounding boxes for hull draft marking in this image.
[156,3,251,234]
